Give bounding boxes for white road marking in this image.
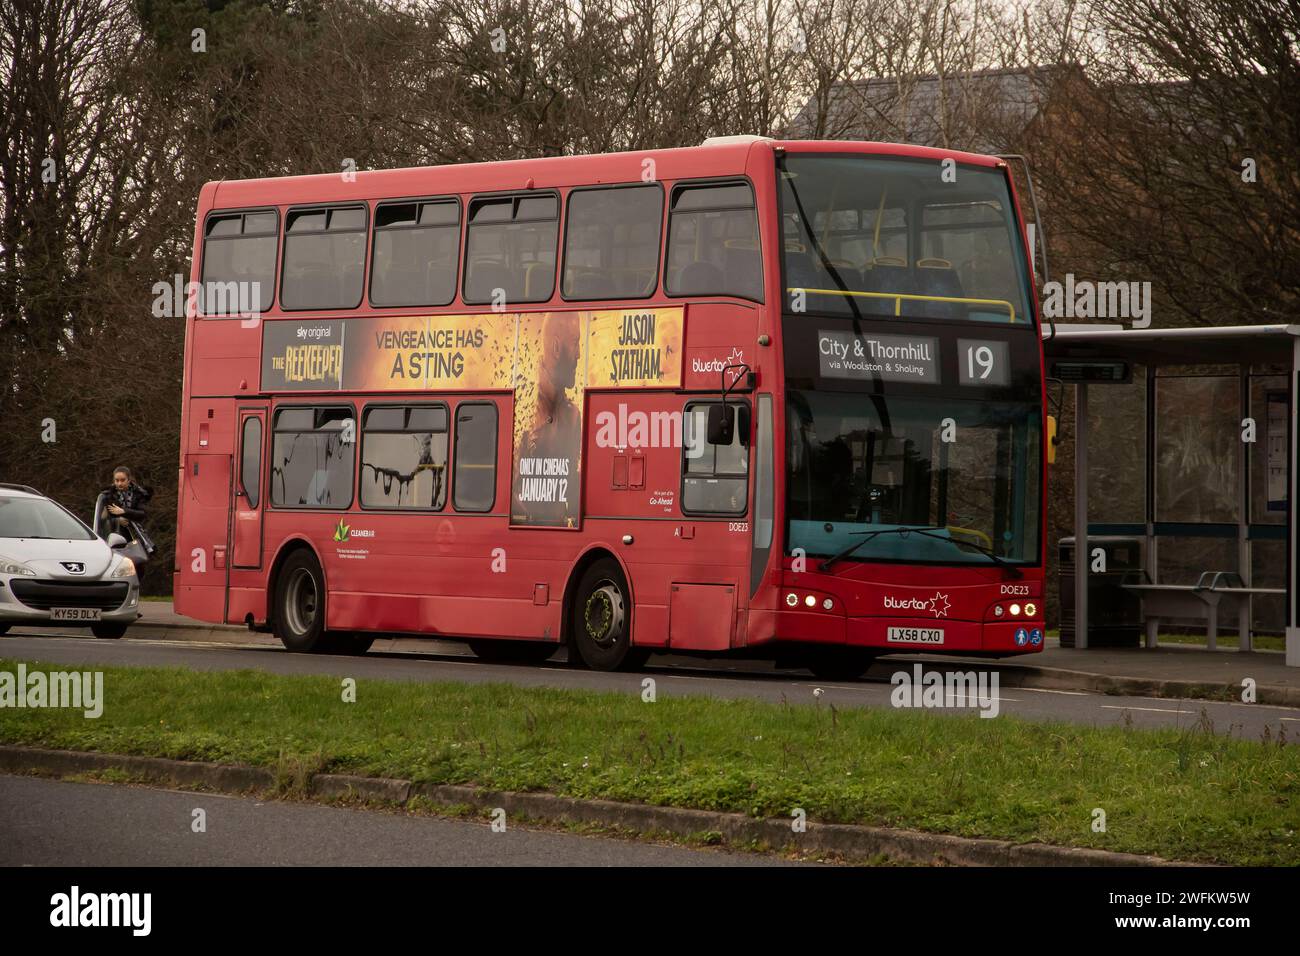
[1018,687,1089,696]
[1101,705,1193,715]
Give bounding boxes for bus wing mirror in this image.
[1047,414,1058,465]
[707,404,734,445]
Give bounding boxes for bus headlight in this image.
[1024,602,1038,617]
[1009,603,1021,616]
[804,594,816,607]
[786,593,799,607]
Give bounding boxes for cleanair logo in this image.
[883,592,951,618]
[332,519,375,542]
[50,886,151,936]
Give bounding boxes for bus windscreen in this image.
[779,154,1032,325]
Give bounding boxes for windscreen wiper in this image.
[817,525,1022,576]
[817,526,944,572]
[906,527,1023,577]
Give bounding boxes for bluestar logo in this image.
[883,592,951,618]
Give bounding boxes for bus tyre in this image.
[91,622,128,640]
[336,634,374,656]
[468,639,558,665]
[807,648,880,681]
[273,550,332,653]
[571,559,647,671]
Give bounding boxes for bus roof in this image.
[205,139,1006,210]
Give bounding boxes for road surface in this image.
[2,631,1297,741]
[0,774,797,866]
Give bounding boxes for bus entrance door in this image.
[232,405,268,569]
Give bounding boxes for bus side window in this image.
[270,406,355,509]
[201,210,278,316]
[453,403,498,512]
[463,194,558,306]
[561,185,663,300]
[370,200,460,307]
[665,183,762,302]
[360,404,449,509]
[281,205,368,311]
[681,401,749,515]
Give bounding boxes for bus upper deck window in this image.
[666,182,762,302]
[200,210,278,316]
[463,194,559,305]
[561,185,663,301]
[281,205,368,311]
[371,199,461,308]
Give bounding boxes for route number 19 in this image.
[958,339,1010,386]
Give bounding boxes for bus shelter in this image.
[1043,324,1299,666]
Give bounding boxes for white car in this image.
[0,484,141,639]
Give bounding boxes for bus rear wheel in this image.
[467,639,557,665]
[807,648,880,682]
[273,550,339,653]
[570,559,647,672]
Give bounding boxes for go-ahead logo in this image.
[332,519,374,542]
[884,592,951,619]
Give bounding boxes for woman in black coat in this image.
[103,466,155,554]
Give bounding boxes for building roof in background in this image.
[789,65,1064,153]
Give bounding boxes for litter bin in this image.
[1058,536,1144,647]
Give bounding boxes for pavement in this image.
[107,600,1300,705]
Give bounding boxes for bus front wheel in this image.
[570,559,648,672]
[273,550,337,653]
[807,648,880,682]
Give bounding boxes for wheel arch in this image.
[266,537,325,630]
[561,546,633,649]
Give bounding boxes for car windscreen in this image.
[0,496,96,540]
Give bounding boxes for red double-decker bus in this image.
[173,136,1048,678]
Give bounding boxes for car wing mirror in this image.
[107,533,127,549]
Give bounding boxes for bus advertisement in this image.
[173,136,1048,679]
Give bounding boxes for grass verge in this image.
[1,657,1297,864]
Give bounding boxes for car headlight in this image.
[110,556,137,578]
[0,555,37,576]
